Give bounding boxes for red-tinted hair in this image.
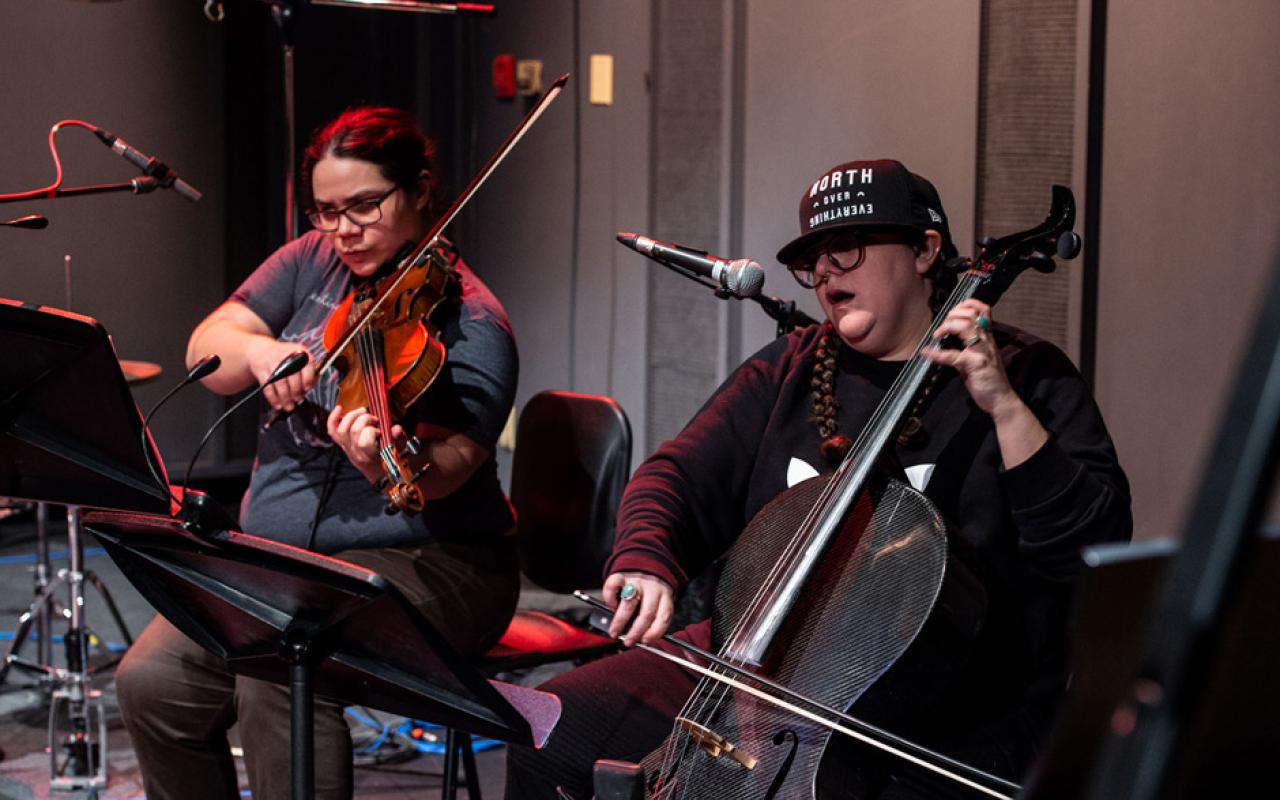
[301,107,437,211]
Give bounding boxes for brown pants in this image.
[116,536,519,800]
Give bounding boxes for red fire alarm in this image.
[493,54,516,100]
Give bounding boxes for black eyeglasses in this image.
[306,186,399,232]
[786,231,912,288]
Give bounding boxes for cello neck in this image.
[724,271,986,665]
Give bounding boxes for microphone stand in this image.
[0,178,164,206]
[752,293,818,338]
[650,253,819,339]
[214,0,495,242]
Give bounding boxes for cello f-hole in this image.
[763,729,800,799]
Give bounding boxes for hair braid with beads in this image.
[809,323,944,465]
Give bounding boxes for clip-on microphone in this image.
[179,351,309,535]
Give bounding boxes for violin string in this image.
[661,272,986,785]
[355,328,396,477]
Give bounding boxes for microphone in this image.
[138,355,222,504]
[1,214,48,229]
[92,127,203,203]
[179,351,309,532]
[616,232,765,299]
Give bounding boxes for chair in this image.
[442,390,633,799]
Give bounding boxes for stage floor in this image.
[0,506,576,799]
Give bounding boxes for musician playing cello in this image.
[506,159,1131,798]
[116,107,521,800]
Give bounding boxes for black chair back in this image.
[510,390,632,593]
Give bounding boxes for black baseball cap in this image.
[775,159,956,265]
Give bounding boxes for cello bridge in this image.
[676,717,757,770]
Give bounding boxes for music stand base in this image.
[47,685,108,791]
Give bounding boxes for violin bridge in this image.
[676,717,757,771]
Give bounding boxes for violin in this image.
[321,239,461,513]
[267,74,569,514]
[623,187,1082,799]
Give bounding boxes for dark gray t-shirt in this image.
[230,231,517,552]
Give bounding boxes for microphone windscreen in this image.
[267,351,309,383]
[186,354,221,382]
[727,259,766,298]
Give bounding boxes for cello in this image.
[598,186,1082,799]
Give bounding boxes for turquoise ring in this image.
[619,582,639,602]
[976,314,991,331]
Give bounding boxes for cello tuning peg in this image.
[1027,252,1057,273]
[1056,230,1082,260]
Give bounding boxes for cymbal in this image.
[119,359,162,386]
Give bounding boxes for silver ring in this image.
[964,334,982,347]
[618,582,639,602]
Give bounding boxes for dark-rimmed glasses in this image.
[786,231,910,288]
[306,186,399,232]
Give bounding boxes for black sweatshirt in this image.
[605,322,1132,778]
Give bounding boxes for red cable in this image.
[0,119,99,201]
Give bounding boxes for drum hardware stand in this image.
[1,505,131,791]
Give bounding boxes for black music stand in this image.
[1,300,561,798]
[1019,534,1280,799]
[0,298,170,788]
[84,510,560,799]
[0,298,170,515]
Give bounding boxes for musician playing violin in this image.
[116,107,521,800]
[506,159,1131,798]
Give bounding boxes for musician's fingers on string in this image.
[326,404,345,437]
[929,303,991,354]
[352,413,381,452]
[329,405,367,443]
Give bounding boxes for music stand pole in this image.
[35,503,53,669]
[287,637,315,800]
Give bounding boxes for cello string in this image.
[719,270,984,656]
[715,272,978,663]
[667,272,987,780]
[637,642,1017,799]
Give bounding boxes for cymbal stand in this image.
[1,507,129,790]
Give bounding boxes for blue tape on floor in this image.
[0,547,108,566]
[0,631,127,653]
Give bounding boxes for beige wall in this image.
[1096,2,1280,540]
[0,1,226,466]
[736,0,981,357]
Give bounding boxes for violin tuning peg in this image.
[403,436,423,456]
[410,463,432,484]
